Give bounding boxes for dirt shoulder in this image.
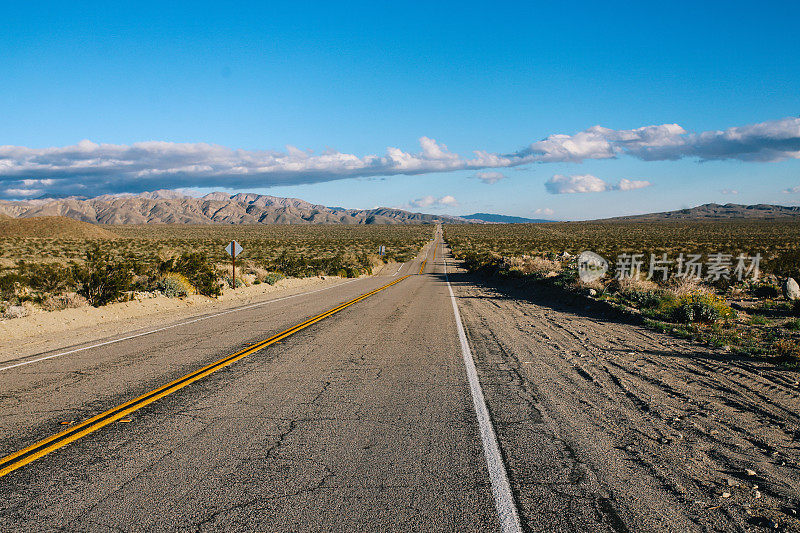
[448,267,800,531]
[0,275,358,364]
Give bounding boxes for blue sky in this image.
[1,1,799,219]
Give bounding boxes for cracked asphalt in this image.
[0,237,499,531]
[2,231,798,532]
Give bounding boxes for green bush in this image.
[766,249,800,281]
[162,252,221,297]
[225,276,245,289]
[25,263,74,293]
[73,248,133,307]
[622,289,664,309]
[665,293,734,324]
[671,302,718,324]
[0,273,25,301]
[264,273,283,285]
[157,273,194,298]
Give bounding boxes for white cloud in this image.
[533,207,555,216]
[473,171,506,184]
[721,188,739,195]
[545,174,652,194]
[546,174,609,194]
[617,178,652,191]
[406,195,459,209]
[783,185,800,194]
[0,116,799,199]
[517,116,800,163]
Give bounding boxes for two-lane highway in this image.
[0,232,511,531]
[4,227,796,532]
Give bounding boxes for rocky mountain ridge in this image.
[0,191,466,225]
[602,203,800,222]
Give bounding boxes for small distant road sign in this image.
[225,241,243,258]
[225,241,243,288]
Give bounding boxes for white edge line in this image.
[442,240,523,533]
[0,277,365,372]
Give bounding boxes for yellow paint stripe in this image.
[0,274,411,478]
[418,241,437,274]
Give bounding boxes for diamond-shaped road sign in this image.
[225,240,243,258]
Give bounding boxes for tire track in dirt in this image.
[445,262,800,532]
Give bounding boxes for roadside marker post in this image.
[225,240,243,288]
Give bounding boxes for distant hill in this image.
[0,216,119,239]
[461,213,553,223]
[600,203,800,222]
[0,191,469,225]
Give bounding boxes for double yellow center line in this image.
[0,274,411,478]
[418,243,437,275]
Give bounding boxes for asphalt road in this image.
[1,229,798,532]
[0,232,505,531]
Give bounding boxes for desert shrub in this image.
[549,268,579,288]
[616,277,659,292]
[73,248,133,307]
[357,252,374,273]
[158,273,194,298]
[166,252,221,297]
[129,274,158,292]
[504,256,562,278]
[264,273,283,285]
[749,315,769,325]
[457,251,504,274]
[622,289,664,309]
[664,293,735,324]
[765,249,800,281]
[336,266,360,278]
[24,262,74,293]
[224,276,245,289]
[0,273,25,300]
[665,276,713,297]
[40,293,87,311]
[773,338,800,360]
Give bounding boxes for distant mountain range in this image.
[601,203,800,222]
[0,190,470,225]
[461,213,553,223]
[1,193,798,227]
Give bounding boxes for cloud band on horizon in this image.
[1,116,798,199]
[545,174,651,194]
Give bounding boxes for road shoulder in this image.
[446,261,800,532]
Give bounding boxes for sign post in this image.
[225,240,243,288]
